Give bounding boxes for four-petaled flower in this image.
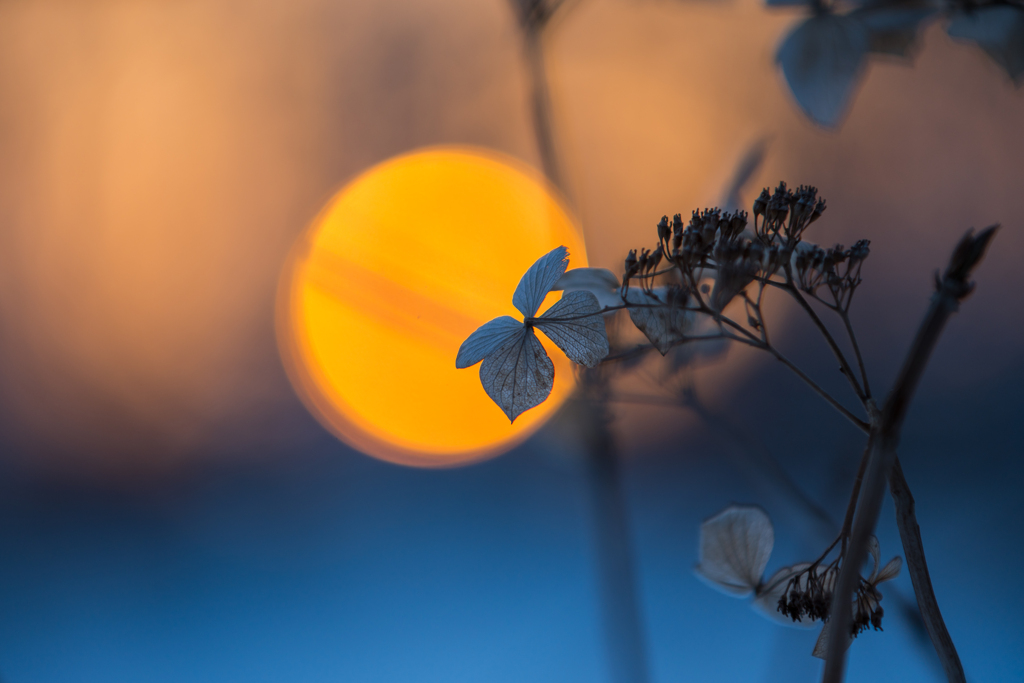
[456,246,609,422]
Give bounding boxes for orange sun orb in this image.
[277,147,588,467]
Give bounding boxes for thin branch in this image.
[522,28,564,190]
[889,456,965,683]
[782,271,867,404]
[761,344,870,433]
[840,308,872,399]
[822,226,996,683]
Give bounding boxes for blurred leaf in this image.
[625,287,694,355]
[456,316,525,369]
[554,267,623,309]
[534,290,610,367]
[695,505,774,597]
[777,14,870,127]
[513,245,570,318]
[851,3,935,57]
[948,6,1024,84]
[480,327,554,422]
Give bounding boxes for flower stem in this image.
[821,226,996,683]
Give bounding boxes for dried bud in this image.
[650,244,664,272]
[810,197,826,224]
[752,188,770,217]
[624,249,639,279]
[657,215,670,243]
[728,210,748,239]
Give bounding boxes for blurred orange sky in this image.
[0,0,1020,478]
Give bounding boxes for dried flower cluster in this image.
[776,539,901,638]
[458,182,877,423]
[456,181,995,677]
[694,506,902,658]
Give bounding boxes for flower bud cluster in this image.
[620,181,870,316]
[622,244,665,293]
[753,182,825,246]
[709,234,764,312]
[792,239,871,307]
[776,561,886,637]
[665,208,750,270]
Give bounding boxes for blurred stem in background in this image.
[509,2,651,681]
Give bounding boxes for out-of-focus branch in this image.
[822,226,997,683]
[889,455,965,683]
[523,29,564,191]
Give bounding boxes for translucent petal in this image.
[812,620,853,659]
[479,327,554,423]
[554,268,623,310]
[513,246,570,318]
[695,505,774,597]
[535,290,610,367]
[456,316,524,369]
[867,535,881,581]
[625,288,694,355]
[777,15,870,127]
[554,267,620,292]
[948,6,1024,83]
[876,556,902,584]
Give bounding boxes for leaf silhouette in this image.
[626,287,694,355]
[695,505,774,597]
[456,316,525,369]
[513,245,569,318]
[479,327,554,422]
[534,290,610,367]
[777,14,870,127]
[458,246,610,421]
[948,6,1024,84]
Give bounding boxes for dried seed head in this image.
[657,215,671,243]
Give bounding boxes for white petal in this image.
[554,267,620,292]
[555,267,623,311]
[812,620,853,659]
[456,316,524,369]
[535,290,610,368]
[479,327,554,423]
[867,535,881,582]
[625,288,694,355]
[695,505,774,597]
[777,15,870,127]
[875,556,902,584]
[513,246,570,318]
